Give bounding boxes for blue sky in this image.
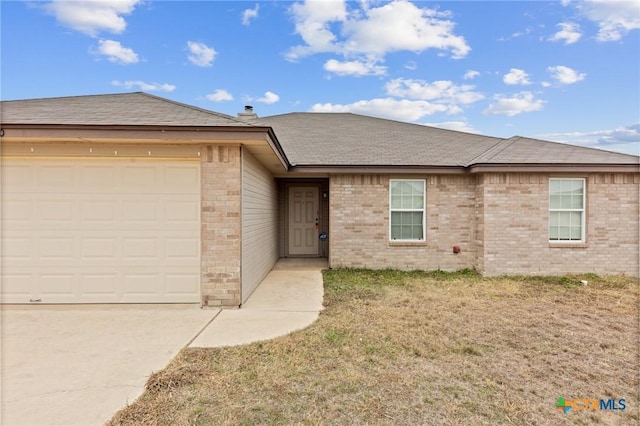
[2,0,639,155]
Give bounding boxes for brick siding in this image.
[200,145,242,307]
[329,174,477,271]
[329,172,640,277]
[481,172,640,277]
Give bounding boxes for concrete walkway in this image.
[189,257,326,347]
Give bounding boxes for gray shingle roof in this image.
[0,92,252,127]
[258,113,639,167]
[2,93,637,167]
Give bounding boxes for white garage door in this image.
[1,157,201,304]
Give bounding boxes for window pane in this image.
[560,180,572,193]
[570,211,582,225]
[391,181,424,209]
[550,195,561,209]
[558,212,570,226]
[391,225,401,240]
[399,182,411,195]
[549,226,559,240]
[560,195,573,209]
[570,195,583,209]
[390,212,423,240]
[401,195,411,209]
[550,211,559,226]
[549,180,562,195]
[570,226,582,240]
[409,181,423,193]
[572,179,584,194]
[391,212,401,225]
[558,226,570,240]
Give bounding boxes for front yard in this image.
[109,269,638,425]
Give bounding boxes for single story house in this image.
[1,92,638,307]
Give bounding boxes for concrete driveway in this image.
[1,305,217,426]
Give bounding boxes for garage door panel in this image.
[122,165,158,188]
[81,238,117,259]
[2,164,33,187]
[166,274,200,295]
[0,273,33,300]
[3,199,33,223]
[2,157,201,304]
[166,238,199,258]
[3,237,33,260]
[79,165,116,187]
[39,274,75,296]
[124,274,160,295]
[38,165,75,187]
[81,201,117,222]
[165,166,200,189]
[39,237,75,259]
[166,201,199,222]
[39,200,75,222]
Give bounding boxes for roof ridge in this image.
[465,136,521,166]
[514,134,640,159]
[137,92,253,126]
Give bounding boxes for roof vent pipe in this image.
[238,105,258,121]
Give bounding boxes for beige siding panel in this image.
[1,157,201,303]
[241,149,278,303]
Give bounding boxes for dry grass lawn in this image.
[109,269,638,426]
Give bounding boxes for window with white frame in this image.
[549,178,585,242]
[390,179,425,241]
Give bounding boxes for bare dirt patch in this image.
[108,270,638,425]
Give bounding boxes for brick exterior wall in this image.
[329,172,640,277]
[329,174,477,271]
[480,172,640,277]
[200,145,242,307]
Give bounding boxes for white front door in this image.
[288,187,319,256]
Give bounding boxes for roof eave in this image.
[468,163,640,173]
[289,165,467,174]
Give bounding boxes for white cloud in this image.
[547,65,586,85]
[483,91,545,116]
[341,1,470,59]
[287,0,470,63]
[111,80,175,92]
[187,41,216,67]
[206,89,234,102]
[310,98,452,122]
[464,70,480,80]
[385,78,484,106]
[424,121,481,134]
[324,58,387,76]
[577,0,640,41]
[95,39,138,64]
[286,0,347,60]
[538,123,640,155]
[404,61,417,70]
[548,22,582,44]
[43,0,141,37]
[255,91,280,104]
[242,4,259,26]
[503,68,531,85]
